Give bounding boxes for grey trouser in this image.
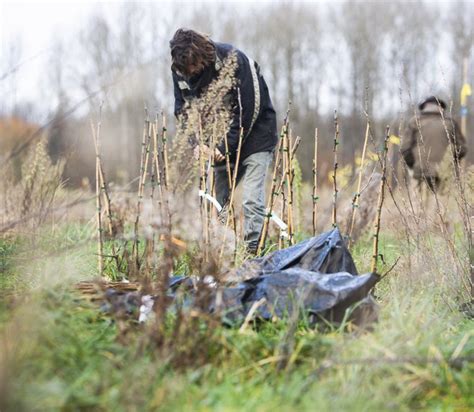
[214,151,273,249]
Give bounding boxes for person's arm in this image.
[172,71,186,119]
[217,52,255,157]
[400,118,416,168]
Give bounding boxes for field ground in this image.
[1,183,473,412]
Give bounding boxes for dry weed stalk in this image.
[14,135,65,232]
[348,121,370,248]
[394,92,472,295]
[361,104,418,269]
[371,126,390,274]
[89,52,240,289]
[438,103,473,296]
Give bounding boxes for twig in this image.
[380,256,401,280]
[371,126,390,274]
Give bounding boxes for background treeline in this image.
[1,0,473,186]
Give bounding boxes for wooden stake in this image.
[256,112,295,255]
[133,115,151,271]
[256,136,283,255]
[371,126,390,274]
[91,106,104,277]
[220,88,245,259]
[140,122,152,198]
[285,129,295,245]
[209,123,217,220]
[197,114,210,255]
[90,112,122,275]
[332,110,339,228]
[161,111,169,189]
[90,119,113,239]
[279,120,288,249]
[273,134,300,201]
[152,119,163,211]
[222,128,237,252]
[312,128,318,236]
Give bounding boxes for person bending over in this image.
[170,28,278,253]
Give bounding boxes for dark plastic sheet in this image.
[214,229,378,324]
[236,228,359,276]
[104,229,379,326]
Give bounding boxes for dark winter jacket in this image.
[401,103,467,180]
[172,42,277,162]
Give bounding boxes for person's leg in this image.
[241,151,272,252]
[213,164,230,210]
[214,163,246,223]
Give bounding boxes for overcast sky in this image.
[0,0,333,115]
[0,0,465,119]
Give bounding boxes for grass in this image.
[1,211,473,412]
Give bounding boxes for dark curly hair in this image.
[170,28,216,77]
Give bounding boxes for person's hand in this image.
[193,145,225,162]
[214,148,225,163]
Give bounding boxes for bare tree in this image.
[331,1,388,166]
[1,35,23,116]
[385,0,440,106]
